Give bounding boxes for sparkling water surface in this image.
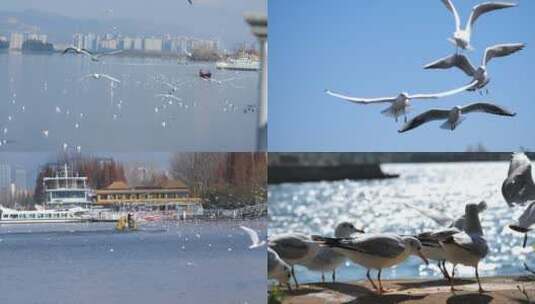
[0,53,258,151]
[268,162,532,283]
[0,219,266,304]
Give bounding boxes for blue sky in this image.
[268,0,535,152]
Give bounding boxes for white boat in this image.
[216,57,260,71]
[0,205,87,224]
[43,164,94,209]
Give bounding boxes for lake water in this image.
[0,219,266,304]
[0,53,259,152]
[268,162,533,283]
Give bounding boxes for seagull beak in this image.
[355,227,365,234]
[417,250,429,265]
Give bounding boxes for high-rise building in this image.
[14,168,27,193]
[121,37,133,50]
[143,37,163,52]
[99,38,118,50]
[133,37,143,51]
[9,32,24,50]
[73,33,84,48]
[0,161,11,192]
[83,33,96,51]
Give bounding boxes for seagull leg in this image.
[321,272,325,283]
[475,265,485,293]
[366,269,378,292]
[449,265,456,293]
[291,266,299,288]
[332,270,336,283]
[441,260,451,281]
[378,269,386,294]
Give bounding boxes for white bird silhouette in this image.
[240,225,266,249]
[325,81,476,123]
[440,0,517,51]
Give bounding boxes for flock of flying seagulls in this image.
[269,153,535,295]
[325,0,524,133]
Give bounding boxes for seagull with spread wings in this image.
[424,43,525,94]
[440,0,517,51]
[82,73,121,84]
[62,46,93,57]
[325,81,476,123]
[399,102,515,133]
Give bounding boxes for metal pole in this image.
[244,13,267,152]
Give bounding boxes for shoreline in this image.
[273,276,535,304]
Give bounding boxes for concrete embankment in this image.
[275,276,535,304]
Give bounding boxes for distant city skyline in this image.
[0,0,265,48]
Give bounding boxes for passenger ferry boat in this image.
[0,164,93,224]
[216,56,260,71]
[0,205,87,224]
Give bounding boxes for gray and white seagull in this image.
[325,82,476,123]
[424,43,525,94]
[440,0,517,51]
[398,102,515,133]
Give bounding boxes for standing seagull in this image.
[440,0,517,51]
[399,102,515,133]
[269,233,321,288]
[314,234,428,294]
[240,226,266,249]
[424,43,525,94]
[303,222,364,283]
[439,203,489,293]
[502,153,535,206]
[325,81,475,123]
[268,247,292,290]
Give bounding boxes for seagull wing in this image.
[482,43,525,67]
[240,225,263,247]
[441,0,461,31]
[517,201,535,229]
[62,47,77,55]
[409,80,477,100]
[269,234,312,260]
[467,2,517,32]
[446,232,489,258]
[325,89,397,104]
[79,49,93,57]
[424,54,477,77]
[461,102,516,116]
[402,202,454,225]
[100,74,121,83]
[341,235,406,258]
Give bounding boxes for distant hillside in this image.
[0,9,193,43]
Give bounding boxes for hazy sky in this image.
[269,0,535,152]
[1,0,265,47]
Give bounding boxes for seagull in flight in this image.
[82,73,121,84]
[0,139,15,147]
[440,0,517,51]
[325,81,476,123]
[240,226,266,249]
[424,43,525,94]
[155,94,183,102]
[399,102,515,133]
[62,46,93,56]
